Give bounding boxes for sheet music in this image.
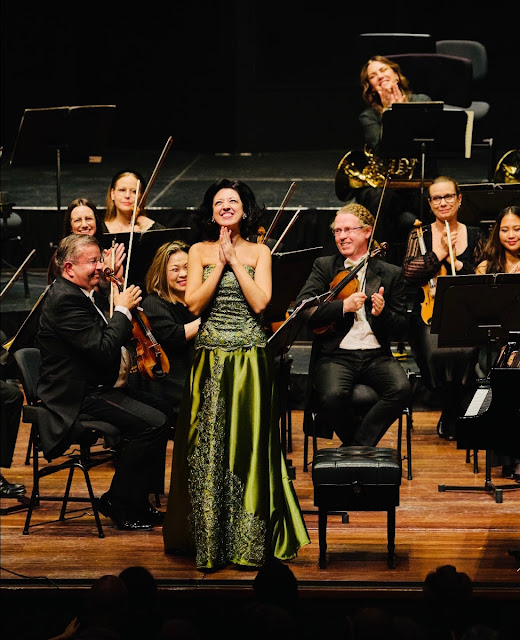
[464,387,491,417]
[464,110,474,159]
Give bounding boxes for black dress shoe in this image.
[0,474,26,498]
[94,494,153,531]
[141,502,165,524]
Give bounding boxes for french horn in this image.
[494,149,520,184]
[335,146,418,201]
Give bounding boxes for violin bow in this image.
[445,221,456,276]
[137,136,173,211]
[359,175,388,293]
[124,180,140,289]
[262,181,297,245]
[271,209,301,254]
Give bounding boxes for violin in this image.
[313,243,388,335]
[104,268,170,380]
[414,220,446,326]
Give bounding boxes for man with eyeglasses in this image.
[36,234,170,530]
[295,203,411,447]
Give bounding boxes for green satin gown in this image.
[163,265,310,570]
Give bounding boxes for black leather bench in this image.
[312,446,402,568]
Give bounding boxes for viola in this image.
[104,268,170,380]
[414,220,447,326]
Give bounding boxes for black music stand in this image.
[378,103,472,219]
[431,274,520,502]
[103,227,192,290]
[9,105,116,210]
[266,247,323,477]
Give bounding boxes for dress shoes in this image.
[0,474,26,498]
[141,502,165,525]
[436,414,455,441]
[94,494,153,531]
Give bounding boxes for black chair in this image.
[303,382,413,480]
[14,347,120,537]
[357,32,435,68]
[436,39,490,122]
[387,53,473,110]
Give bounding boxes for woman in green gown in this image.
[162,179,309,570]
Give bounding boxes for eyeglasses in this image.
[74,256,104,266]
[333,226,366,236]
[429,193,458,205]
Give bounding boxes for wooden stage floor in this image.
[1,407,519,593]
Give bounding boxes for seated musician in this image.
[354,55,432,264]
[48,198,126,285]
[295,203,411,446]
[37,234,170,530]
[141,240,200,415]
[104,169,165,233]
[403,176,486,441]
[475,205,520,481]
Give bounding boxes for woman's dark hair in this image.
[478,206,520,273]
[360,55,413,113]
[62,198,105,243]
[193,178,266,241]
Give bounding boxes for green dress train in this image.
[162,264,310,570]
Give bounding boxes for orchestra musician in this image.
[141,240,200,415]
[355,55,432,264]
[295,202,411,447]
[403,176,486,440]
[48,198,125,285]
[475,205,520,481]
[37,234,170,530]
[104,169,165,233]
[162,178,309,570]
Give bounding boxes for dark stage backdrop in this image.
[1,2,519,155]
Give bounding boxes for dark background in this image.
[2,2,519,157]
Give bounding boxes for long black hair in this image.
[193,178,266,241]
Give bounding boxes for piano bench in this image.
[312,446,402,569]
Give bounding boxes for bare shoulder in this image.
[191,240,218,265]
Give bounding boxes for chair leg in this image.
[303,434,309,473]
[387,508,396,569]
[318,508,328,569]
[23,485,39,534]
[77,464,104,538]
[59,466,76,520]
[25,425,36,465]
[406,409,413,481]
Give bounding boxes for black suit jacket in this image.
[295,254,407,356]
[36,275,133,458]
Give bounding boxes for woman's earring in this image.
[242,213,247,219]
[211,217,216,223]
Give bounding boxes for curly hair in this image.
[360,55,412,114]
[193,178,266,241]
[478,206,520,273]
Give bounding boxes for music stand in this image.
[265,246,323,476]
[9,105,116,210]
[378,103,473,219]
[103,227,192,290]
[431,273,520,501]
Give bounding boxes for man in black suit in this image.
[295,203,411,446]
[37,234,169,530]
